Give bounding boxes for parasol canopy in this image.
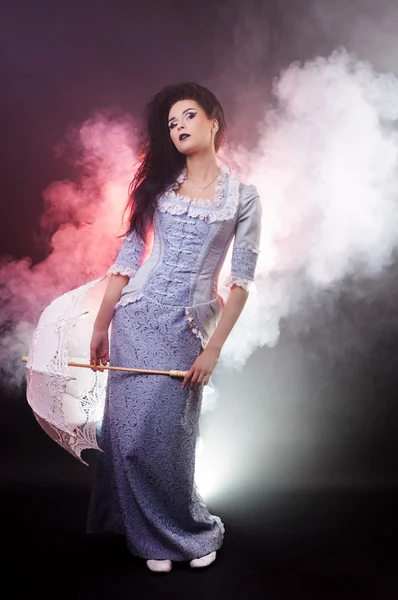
[25,276,110,465]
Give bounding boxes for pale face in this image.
[168,99,218,155]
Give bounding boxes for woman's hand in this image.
[182,346,220,390]
[90,329,110,372]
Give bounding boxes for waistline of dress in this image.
[115,290,223,311]
[114,291,225,349]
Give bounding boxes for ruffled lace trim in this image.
[115,291,143,309]
[107,264,136,278]
[223,276,253,292]
[157,201,188,217]
[158,164,241,223]
[185,308,208,349]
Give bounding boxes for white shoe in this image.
[146,559,172,573]
[189,551,217,568]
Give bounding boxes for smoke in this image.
[0,111,138,390]
[201,0,398,495]
[219,48,398,366]
[3,47,398,391]
[311,0,398,75]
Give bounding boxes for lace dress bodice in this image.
[143,212,211,306]
[107,165,262,347]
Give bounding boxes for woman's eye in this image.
[169,122,177,130]
[186,112,196,120]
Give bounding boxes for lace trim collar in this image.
[158,164,241,223]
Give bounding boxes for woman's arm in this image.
[206,285,248,354]
[90,229,146,370]
[90,274,128,370]
[182,185,262,390]
[94,228,147,330]
[94,274,129,330]
[182,286,248,389]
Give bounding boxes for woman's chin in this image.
[177,143,208,156]
[177,142,194,155]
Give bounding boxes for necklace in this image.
[186,168,221,192]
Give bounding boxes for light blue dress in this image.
[87,165,262,560]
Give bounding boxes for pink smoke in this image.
[0,111,139,390]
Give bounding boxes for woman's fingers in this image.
[188,369,199,390]
[90,330,109,371]
[190,369,209,390]
[90,351,107,371]
[183,363,213,390]
[90,354,99,371]
[182,367,194,389]
[98,355,109,372]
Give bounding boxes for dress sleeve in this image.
[107,229,146,279]
[223,184,262,291]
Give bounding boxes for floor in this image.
[3,482,397,599]
[2,392,398,598]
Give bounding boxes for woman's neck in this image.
[185,153,220,187]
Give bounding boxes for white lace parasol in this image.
[25,276,110,465]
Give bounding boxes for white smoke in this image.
[220,48,398,367]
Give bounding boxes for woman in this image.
[87,82,262,573]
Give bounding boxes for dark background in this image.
[1,0,398,596]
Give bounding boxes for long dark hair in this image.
[122,82,227,242]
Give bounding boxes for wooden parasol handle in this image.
[21,356,187,378]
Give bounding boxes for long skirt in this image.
[86,295,224,561]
